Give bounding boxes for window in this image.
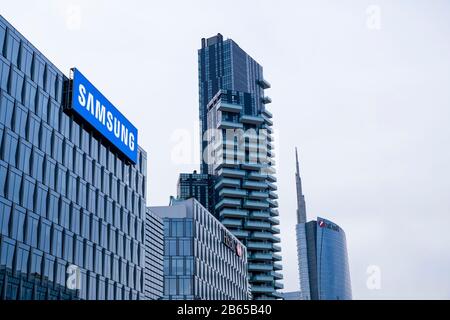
[0,238,15,269]
[55,260,66,286]
[60,112,70,139]
[13,103,27,138]
[70,203,81,234]
[84,241,94,271]
[24,212,39,247]
[77,178,87,209]
[43,255,55,282]
[23,79,37,112]
[47,191,59,223]
[51,225,63,258]
[73,149,83,179]
[19,43,33,77]
[6,168,22,204]
[94,246,102,274]
[90,215,99,244]
[87,185,96,214]
[2,129,18,165]
[34,183,47,217]
[31,148,45,183]
[8,68,24,102]
[84,155,93,184]
[74,237,84,267]
[39,123,52,155]
[109,226,117,253]
[185,257,194,276]
[26,114,40,146]
[0,198,12,236]
[81,211,90,238]
[103,251,111,279]
[186,220,193,237]
[21,176,35,210]
[52,131,64,164]
[66,173,77,202]
[45,66,57,98]
[59,197,70,229]
[14,245,29,274]
[31,55,45,87]
[63,139,74,170]
[30,249,43,275]
[55,164,67,197]
[0,91,14,128]
[38,220,51,253]
[179,239,192,256]
[17,140,32,175]
[100,221,108,248]
[117,231,124,257]
[5,31,20,67]
[62,231,74,263]
[0,159,6,197]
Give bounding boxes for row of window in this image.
[0,164,145,243]
[0,272,144,300]
[0,198,144,265]
[0,235,144,292]
[163,256,194,276]
[0,99,147,199]
[195,275,247,300]
[0,27,62,103]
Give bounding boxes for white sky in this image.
[1,0,450,299]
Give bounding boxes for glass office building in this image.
[293,151,352,300]
[0,15,149,300]
[176,171,215,214]
[144,208,164,300]
[199,34,282,300]
[149,198,250,300]
[302,218,352,300]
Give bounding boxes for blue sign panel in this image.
[70,68,138,164]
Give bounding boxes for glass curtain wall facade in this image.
[144,208,164,300]
[198,34,267,174]
[0,15,147,300]
[150,198,249,300]
[176,171,215,214]
[304,218,352,300]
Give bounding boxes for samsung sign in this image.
[67,68,138,164]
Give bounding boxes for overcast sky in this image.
[2,0,450,299]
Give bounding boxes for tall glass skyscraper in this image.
[294,150,352,300]
[176,171,215,214]
[302,218,352,300]
[149,198,250,300]
[198,34,269,174]
[199,34,282,300]
[0,15,150,300]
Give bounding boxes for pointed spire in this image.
[295,147,307,224]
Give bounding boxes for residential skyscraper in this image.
[198,34,270,174]
[198,33,282,300]
[0,15,149,300]
[294,150,352,300]
[149,198,250,300]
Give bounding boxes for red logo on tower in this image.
[236,243,243,257]
[319,220,325,228]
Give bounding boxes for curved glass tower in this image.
[305,218,352,300]
[294,150,352,300]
